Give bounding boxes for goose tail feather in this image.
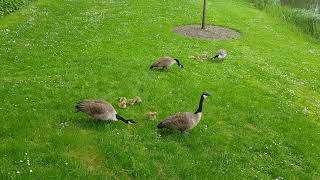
[75,102,85,112]
[157,120,168,129]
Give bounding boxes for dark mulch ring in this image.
[173,25,240,40]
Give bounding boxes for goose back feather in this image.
[150,57,176,69]
[212,49,227,59]
[157,112,202,132]
[157,92,210,132]
[75,100,117,121]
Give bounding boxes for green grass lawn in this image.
[1,0,320,179]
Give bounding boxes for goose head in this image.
[174,58,184,69]
[202,92,211,98]
[125,119,136,124]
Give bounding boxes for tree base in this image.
[173,25,240,40]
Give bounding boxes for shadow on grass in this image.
[157,129,178,137]
[149,68,172,72]
[157,129,192,138]
[209,59,225,63]
[69,118,115,130]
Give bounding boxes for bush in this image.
[251,0,320,39]
[252,0,280,9]
[0,0,33,17]
[283,8,320,38]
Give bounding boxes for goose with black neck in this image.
[157,92,211,133]
[150,57,184,70]
[75,100,136,124]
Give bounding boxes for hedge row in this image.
[0,0,33,17]
[251,0,320,39]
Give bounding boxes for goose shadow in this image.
[149,68,172,72]
[157,128,192,138]
[209,59,225,63]
[69,118,115,130]
[157,129,177,137]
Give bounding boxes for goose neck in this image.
[195,95,205,114]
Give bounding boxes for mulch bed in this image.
[173,25,240,40]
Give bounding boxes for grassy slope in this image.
[0,0,320,179]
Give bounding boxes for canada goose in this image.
[211,49,227,60]
[75,100,135,124]
[150,57,184,70]
[157,92,211,132]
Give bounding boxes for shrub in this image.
[283,7,320,38]
[251,0,320,39]
[0,0,33,17]
[253,0,280,9]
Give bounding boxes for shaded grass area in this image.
[251,0,320,39]
[0,0,320,179]
[0,0,34,17]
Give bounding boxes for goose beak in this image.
[203,92,211,96]
[127,120,136,124]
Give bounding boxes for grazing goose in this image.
[150,57,184,70]
[157,92,211,133]
[75,100,136,124]
[211,49,227,60]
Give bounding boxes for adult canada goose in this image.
[211,49,227,60]
[150,57,184,70]
[75,100,136,124]
[157,92,211,133]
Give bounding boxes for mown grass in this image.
[0,0,320,179]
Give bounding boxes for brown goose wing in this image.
[158,112,193,131]
[75,100,116,116]
[152,57,174,67]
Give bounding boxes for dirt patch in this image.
[66,147,104,172]
[173,25,240,40]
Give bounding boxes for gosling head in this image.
[174,58,184,69]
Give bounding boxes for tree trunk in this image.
[201,0,207,29]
